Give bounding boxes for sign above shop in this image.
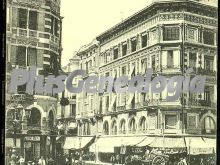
[25,136,40,141]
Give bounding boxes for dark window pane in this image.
[18,8,27,28]
[122,44,127,56]
[113,48,118,60]
[163,27,180,41]
[54,18,58,36]
[29,10,38,30]
[167,50,174,68]
[203,31,214,45]
[27,47,37,66]
[17,46,26,66]
[142,34,148,47]
[131,40,137,52]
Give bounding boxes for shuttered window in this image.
[17,46,26,66]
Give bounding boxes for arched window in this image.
[48,111,54,128]
[139,117,146,132]
[119,119,126,134]
[111,120,117,135]
[28,108,41,127]
[103,121,109,135]
[203,116,215,134]
[129,117,136,134]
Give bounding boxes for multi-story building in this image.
[6,0,62,161]
[65,0,217,163]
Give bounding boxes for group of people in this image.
[5,154,54,165]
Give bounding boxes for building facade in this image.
[66,0,217,163]
[6,0,62,161]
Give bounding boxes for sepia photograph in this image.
[5,0,217,164]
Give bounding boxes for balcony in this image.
[188,99,216,109]
[196,68,216,76]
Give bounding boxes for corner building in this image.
[71,0,217,163]
[6,0,62,161]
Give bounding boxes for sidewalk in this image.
[84,161,122,165]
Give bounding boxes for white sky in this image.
[60,0,153,67]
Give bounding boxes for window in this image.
[204,87,211,103]
[148,114,156,129]
[204,116,215,134]
[122,66,126,76]
[204,56,214,71]
[189,53,196,69]
[70,104,76,116]
[203,31,214,45]
[139,117,146,132]
[163,26,180,41]
[187,114,197,129]
[17,46,26,66]
[113,48,118,60]
[165,115,177,129]
[131,39,137,52]
[120,119,126,134]
[17,84,26,93]
[167,50,173,68]
[122,44,127,56]
[103,121,109,135]
[152,56,156,71]
[111,120,117,135]
[18,8,27,28]
[99,97,103,114]
[54,18,58,36]
[129,118,136,133]
[27,47,37,66]
[29,10,38,30]
[142,34,148,48]
[106,96,109,112]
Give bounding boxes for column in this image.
[40,136,47,157]
[118,43,122,58]
[136,34,141,50]
[127,39,131,54]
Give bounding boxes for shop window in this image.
[142,34,148,48]
[122,44,127,56]
[163,26,180,41]
[167,50,173,68]
[29,10,38,30]
[18,8,27,28]
[165,114,177,129]
[131,39,137,52]
[27,47,37,66]
[113,48,118,60]
[203,31,214,45]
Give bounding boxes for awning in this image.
[63,136,95,150]
[148,137,186,154]
[185,137,214,155]
[203,138,216,152]
[90,136,145,153]
[135,136,155,147]
[5,138,20,148]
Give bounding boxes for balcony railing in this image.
[188,99,216,108]
[196,68,216,76]
[27,124,41,130]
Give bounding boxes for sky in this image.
[60,0,153,67]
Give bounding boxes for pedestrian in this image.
[38,156,46,165]
[116,154,120,164]
[110,154,116,165]
[6,154,11,165]
[178,158,184,165]
[200,158,204,165]
[17,156,25,165]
